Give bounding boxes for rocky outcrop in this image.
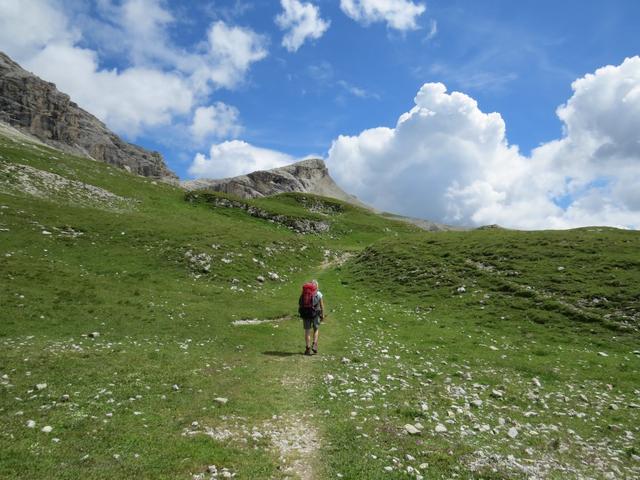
[185,191,330,234]
[182,158,366,207]
[0,51,176,180]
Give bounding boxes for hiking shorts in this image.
[303,315,321,331]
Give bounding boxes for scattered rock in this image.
[26,420,35,428]
[507,427,519,438]
[41,425,53,433]
[88,331,100,338]
[435,423,448,433]
[404,424,420,435]
[491,389,504,398]
[214,397,228,405]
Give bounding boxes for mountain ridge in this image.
[0,51,177,181]
[182,158,364,204]
[183,158,462,231]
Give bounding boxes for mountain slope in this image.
[1,129,639,479]
[0,51,176,180]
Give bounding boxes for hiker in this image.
[298,279,325,355]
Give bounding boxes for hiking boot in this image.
[304,347,312,356]
[312,343,318,355]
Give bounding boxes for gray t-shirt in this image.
[313,290,323,311]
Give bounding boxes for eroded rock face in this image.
[0,51,177,181]
[183,158,366,207]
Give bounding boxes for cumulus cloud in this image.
[327,57,640,229]
[202,21,268,89]
[0,0,268,138]
[188,140,295,179]
[275,0,330,52]
[327,82,523,222]
[190,103,241,142]
[340,0,426,31]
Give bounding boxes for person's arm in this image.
[320,298,325,320]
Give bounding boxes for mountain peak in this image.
[183,158,367,207]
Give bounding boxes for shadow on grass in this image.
[262,351,302,357]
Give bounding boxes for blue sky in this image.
[1,0,639,228]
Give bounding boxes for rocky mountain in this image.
[0,51,176,181]
[183,158,367,206]
[184,159,461,231]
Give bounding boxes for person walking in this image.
[298,279,325,355]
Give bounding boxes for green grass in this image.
[1,132,639,479]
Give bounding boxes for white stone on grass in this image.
[435,423,448,433]
[507,427,518,438]
[41,425,53,433]
[26,420,36,428]
[214,397,228,405]
[404,424,420,435]
[491,389,503,398]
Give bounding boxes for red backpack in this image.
[298,282,318,318]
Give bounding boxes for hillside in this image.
[1,131,639,479]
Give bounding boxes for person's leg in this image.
[305,328,311,348]
[312,318,320,353]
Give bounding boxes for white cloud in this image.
[337,80,378,99]
[117,0,176,66]
[327,82,522,222]
[190,103,241,142]
[188,140,295,179]
[275,0,330,52]
[340,0,426,31]
[0,0,78,59]
[0,0,268,138]
[425,19,437,41]
[327,57,640,229]
[23,43,193,136]
[201,21,269,89]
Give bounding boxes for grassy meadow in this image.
[0,131,639,479]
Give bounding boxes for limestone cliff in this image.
[0,51,176,180]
